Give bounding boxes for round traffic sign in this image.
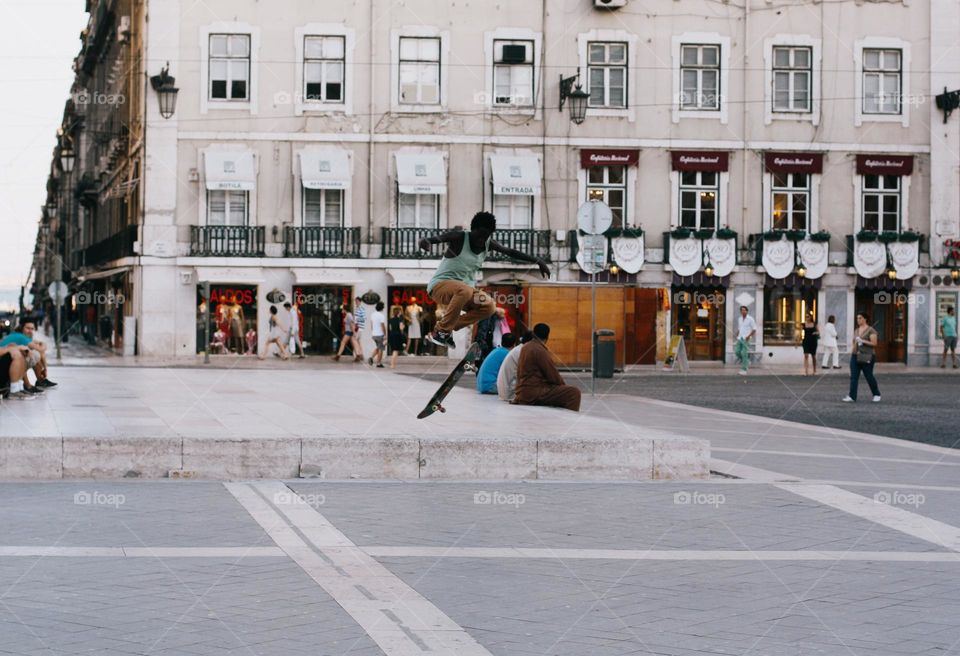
[48,281,68,304]
[576,200,613,235]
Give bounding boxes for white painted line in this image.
[715,447,960,467]
[776,483,960,553]
[711,459,795,482]
[225,481,492,656]
[362,546,960,562]
[0,546,285,558]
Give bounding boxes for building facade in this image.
[32,0,960,366]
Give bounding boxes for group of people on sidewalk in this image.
[257,302,306,361]
[0,319,58,401]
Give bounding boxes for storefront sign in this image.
[389,287,434,307]
[856,155,913,176]
[207,287,256,305]
[579,149,640,168]
[670,151,729,172]
[764,152,823,175]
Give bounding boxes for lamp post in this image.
[150,63,179,119]
[59,145,75,174]
[559,70,590,125]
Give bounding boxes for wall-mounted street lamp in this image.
[150,63,180,119]
[46,202,57,220]
[951,267,960,282]
[59,144,75,174]
[559,70,590,125]
[935,87,960,124]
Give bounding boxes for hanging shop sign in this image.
[579,149,640,168]
[855,155,913,176]
[763,152,824,175]
[670,151,729,172]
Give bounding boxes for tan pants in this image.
[518,385,582,412]
[430,281,496,332]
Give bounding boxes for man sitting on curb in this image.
[477,333,516,394]
[0,320,57,394]
[497,331,531,402]
[0,344,32,400]
[514,323,581,412]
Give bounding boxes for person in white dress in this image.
[820,315,840,369]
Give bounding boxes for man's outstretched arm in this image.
[418,228,463,251]
[488,240,550,278]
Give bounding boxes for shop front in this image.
[196,284,258,355]
[294,285,352,355]
[671,274,728,361]
[763,275,819,352]
[387,285,442,355]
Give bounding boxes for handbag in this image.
[855,349,873,365]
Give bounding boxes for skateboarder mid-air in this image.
[419,211,550,348]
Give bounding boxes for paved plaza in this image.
[0,360,959,655]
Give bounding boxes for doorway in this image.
[855,290,908,363]
[671,287,725,361]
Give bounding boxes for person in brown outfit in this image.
[514,323,581,412]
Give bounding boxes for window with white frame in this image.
[398,193,438,228]
[679,172,718,229]
[209,34,250,101]
[772,46,811,113]
[771,172,809,230]
[493,194,532,229]
[587,166,626,228]
[399,37,440,105]
[862,49,901,115]
[862,175,901,232]
[207,190,249,226]
[493,40,534,106]
[587,42,627,108]
[680,45,720,110]
[303,36,344,103]
[303,188,343,227]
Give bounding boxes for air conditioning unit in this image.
[594,0,627,8]
[117,15,130,42]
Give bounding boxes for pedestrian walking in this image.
[388,307,406,369]
[940,306,958,369]
[820,315,840,370]
[368,301,387,368]
[284,302,305,358]
[842,312,881,403]
[802,312,819,376]
[332,301,363,362]
[258,305,290,360]
[735,306,757,375]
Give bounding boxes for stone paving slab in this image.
[0,368,708,481]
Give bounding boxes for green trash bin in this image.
[593,329,615,378]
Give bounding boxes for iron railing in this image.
[380,227,447,258]
[284,226,361,258]
[84,224,138,265]
[189,226,265,257]
[486,229,553,262]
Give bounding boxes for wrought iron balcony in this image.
[84,224,138,266]
[486,229,552,263]
[284,226,361,258]
[380,228,447,258]
[189,226,265,257]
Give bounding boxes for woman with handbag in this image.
[842,313,881,403]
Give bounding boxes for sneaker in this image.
[36,379,57,388]
[23,386,44,396]
[427,330,455,348]
[842,396,855,403]
[6,391,36,401]
[833,366,842,369]
[872,395,881,403]
[737,370,747,376]
[367,357,374,365]
[376,364,384,368]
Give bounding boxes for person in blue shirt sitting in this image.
[476,332,516,394]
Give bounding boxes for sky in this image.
[0,0,87,302]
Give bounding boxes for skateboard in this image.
[417,342,482,419]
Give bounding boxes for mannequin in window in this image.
[405,301,423,355]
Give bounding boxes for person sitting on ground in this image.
[514,324,581,412]
[497,331,531,403]
[0,344,32,400]
[0,320,57,393]
[477,333,516,394]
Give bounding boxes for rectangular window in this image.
[587,166,626,228]
[493,194,532,229]
[680,44,720,110]
[587,42,627,108]
[678,171,718,229]
[398,192,439,228]
[303,36,345,103]
[493,40,534,106]
[771,172,809,230]
[209,34,250,101]
[399,37,441,105]
[207,190,249,226]
[303,188,344,227]
[862,174,901,232]
[772,46,811,112]
[863,48,901,115]
[764,289,817,345]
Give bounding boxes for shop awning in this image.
[764,273,822,290]
[298,149,351,190]
[395,152,446,194]
[855,275,913,291]
[78,266,131,282]
[490,155,541,196]
[204,150,256,190]
[672,272,730,289]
